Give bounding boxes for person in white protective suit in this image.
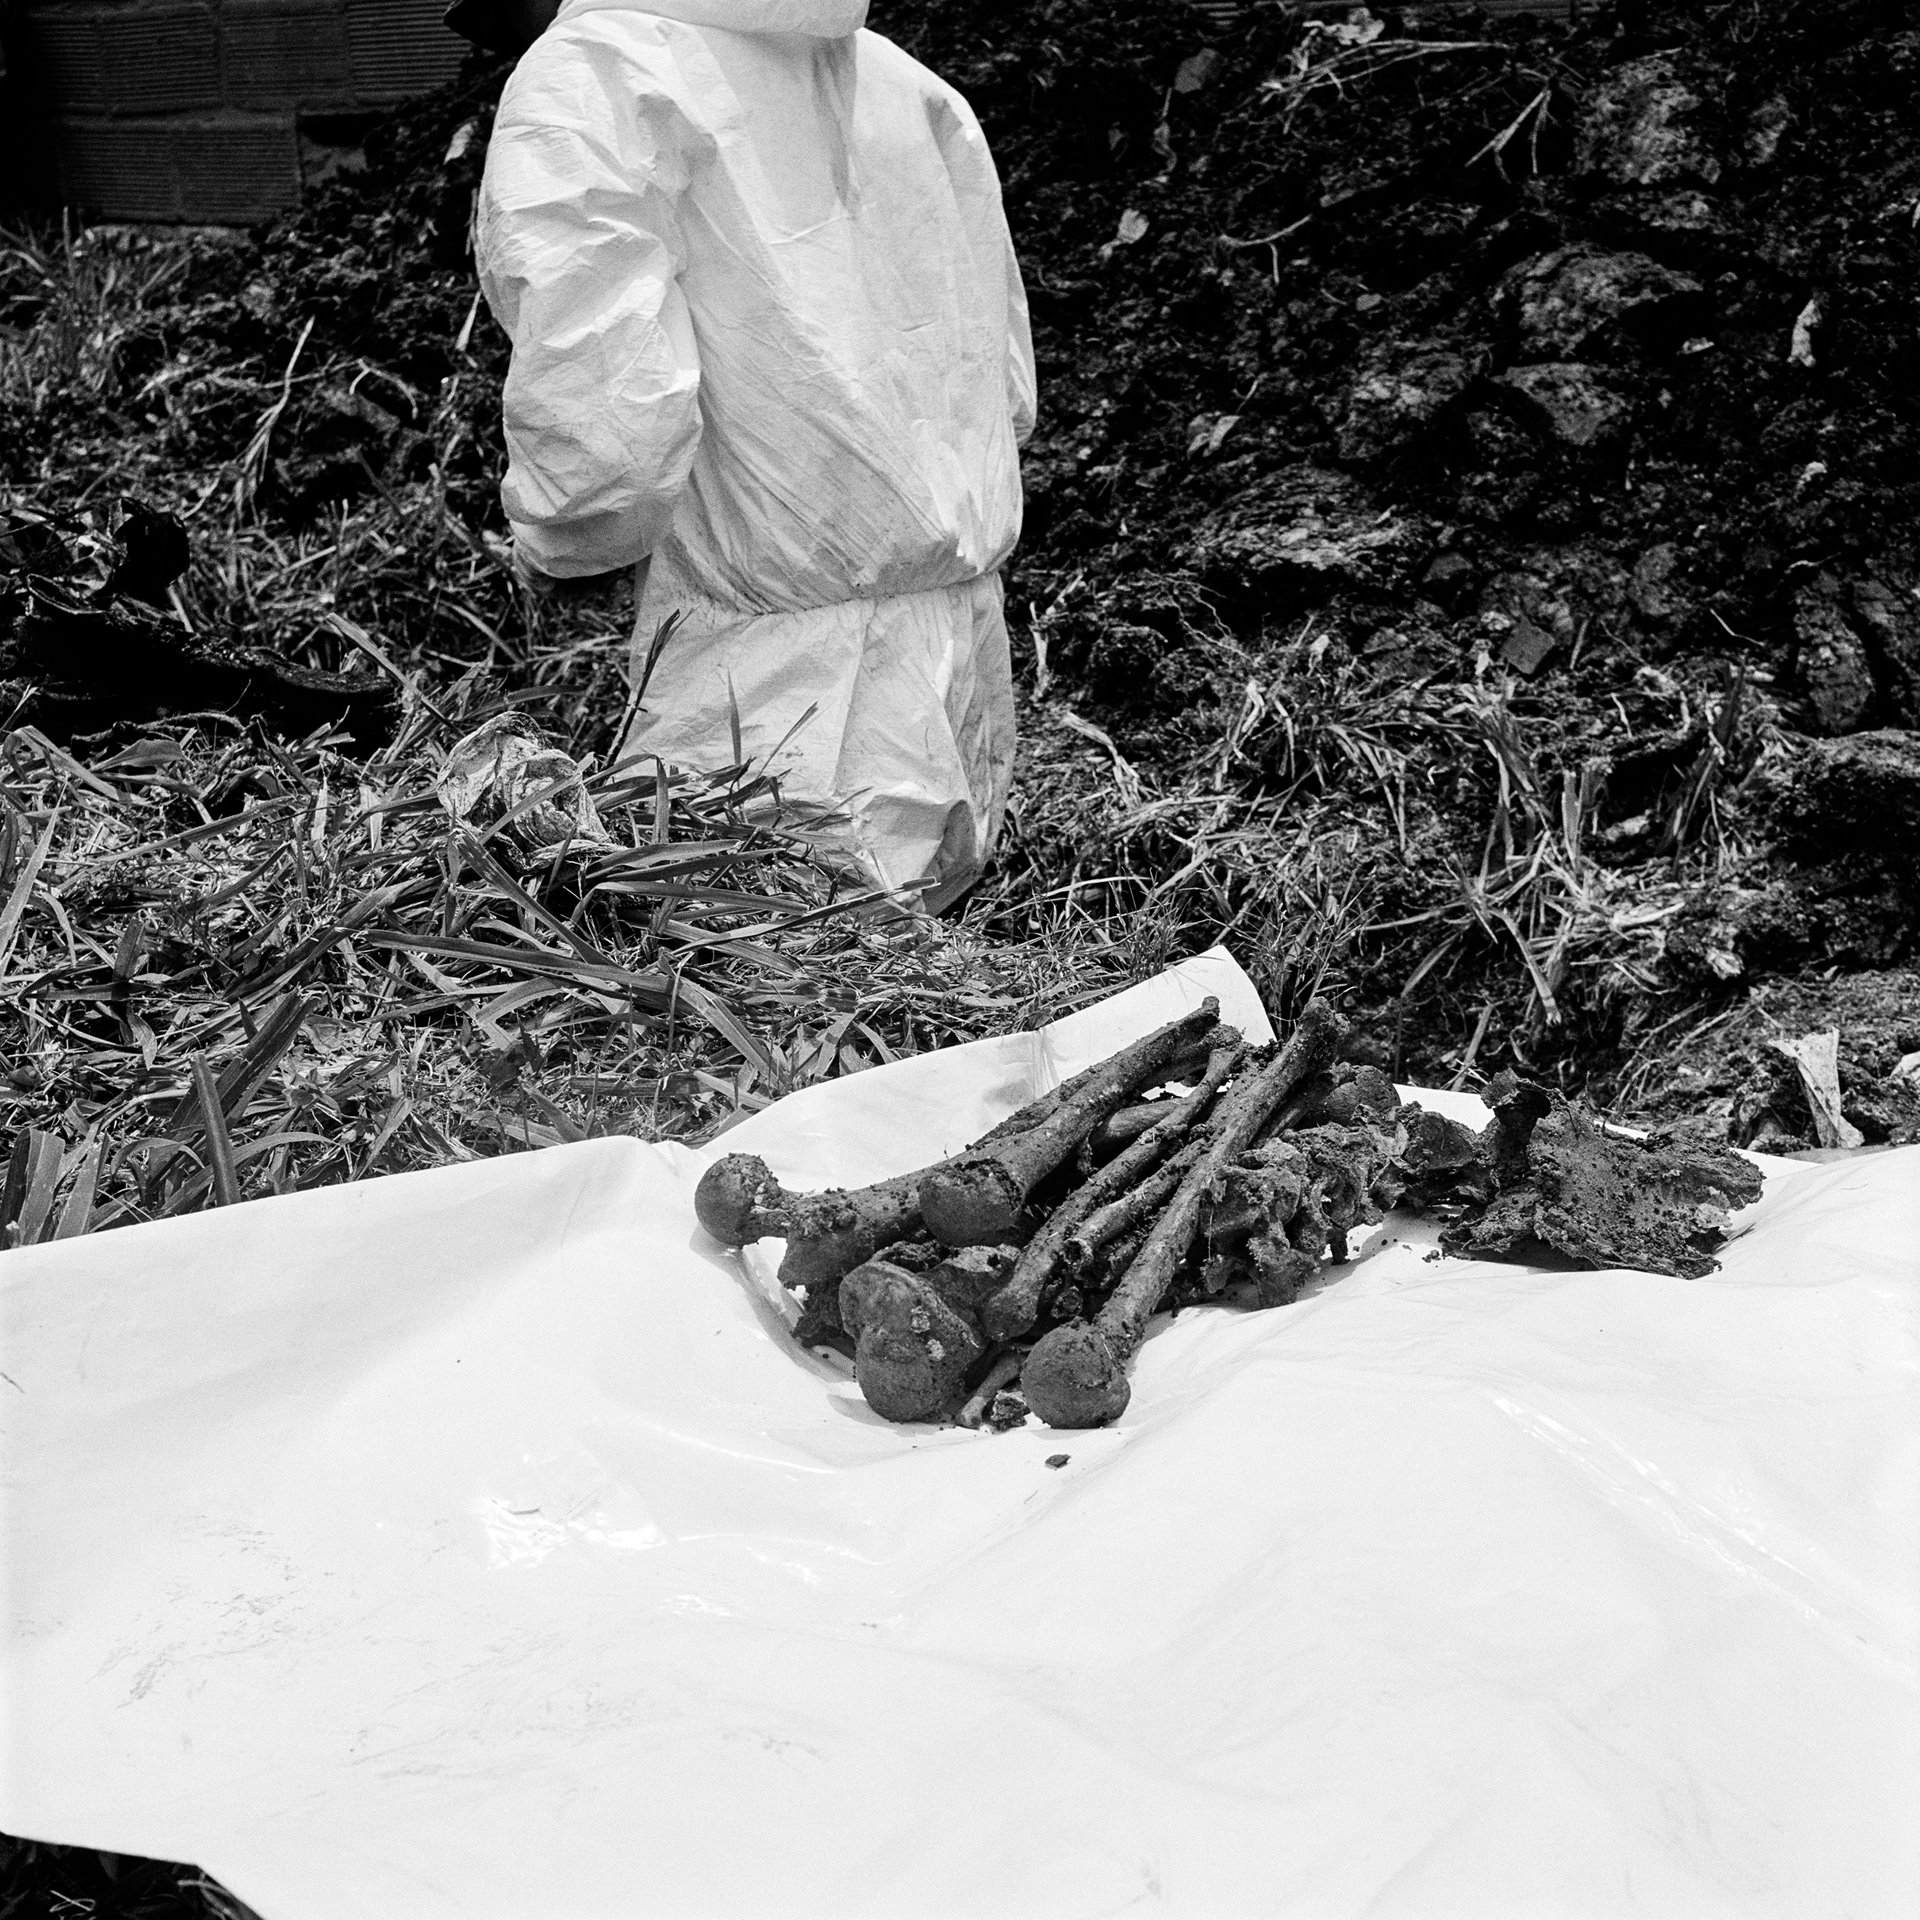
[469,0,1036,910]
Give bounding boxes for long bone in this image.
[1020,1000,1345,1429]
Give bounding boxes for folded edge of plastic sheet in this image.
[2,946,1916,1920]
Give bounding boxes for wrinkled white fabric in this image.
[476,0,1033,901]
[3,949,1916,1919]
[632,563,1014,901]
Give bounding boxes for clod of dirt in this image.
[1574,53,1723,188]
[1496,245,1704,360]
[1334,341,1476,464]
[1774,728,1920,848]
[1496,362,1634,450]
[1442,1089,1763,1279]
[1792,575,1880,735]
[985,1391,1030,1431]
[1628,541,1684,622]
[1187,465,1427,607]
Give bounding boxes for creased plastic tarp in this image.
[3,948,1917,1920]
[477,0,1034,900]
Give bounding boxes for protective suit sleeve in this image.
[475,31,702,580]
[923,78,1035,450]
[1006,238,1037,449]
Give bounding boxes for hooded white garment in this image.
[476,0,1034,905]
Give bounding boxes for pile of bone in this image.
[695,999,1763,1430]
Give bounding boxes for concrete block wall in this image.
[10,0,470,223]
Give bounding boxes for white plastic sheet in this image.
[3,948,1916,1919]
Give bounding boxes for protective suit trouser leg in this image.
[621,568,1015,907]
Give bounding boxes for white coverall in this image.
[476,0,1035,907]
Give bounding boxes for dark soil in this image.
[5,1,1914,1135]
[868,0,1919,1131]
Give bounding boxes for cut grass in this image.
[0,216,1145,1250]
[0,695,1148,1245]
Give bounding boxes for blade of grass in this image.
[0,808,58,972]
[353,1096,414,1180]
[192,1057,241,1205]
[50,1137,102,1239]
[1,1125,32,1236]
[4,1128,63,1247]
[165,990,311,1136]
[159,1129,336,1216]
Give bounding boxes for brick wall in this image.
[11,0,469,223]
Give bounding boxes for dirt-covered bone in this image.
[1267,1062,1402,1135]
[924,1243,1023,1319]
[1083,1100,1175,1158]
[956,1348,1026,1429]
[1079,1062,1227,1161]
[1290,1126,1390,1264]
[917,999,1224,1245]
[1246,1228,1320,1310]
[1194,1118,1395,1307]
[980,1036,1244,1341]
[1477,1071,1555,1185]
[690,1151,793,1247]
[790,1240,1017,1357]
[727,1011,1773,1432]
[789,1270,850,1354]
[1200,1146,1309,1300]
[692,1155,926,1292]
[1021,999,1345,1429]
[1080,1039,1225,1166]
[692,1059,1122,1286]
[1063,1136,1205,1274]
[838,1257,990,1423]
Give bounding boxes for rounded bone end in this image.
[980,1283,1040,1346]
[693,1152,788,1247]
[855,1332,961,1424]
[1022,1323,1131,1429]
[842,1259,984,1423]
[918,1159,1025,1248]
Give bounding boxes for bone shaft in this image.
[983,1044,1242,1339]
[980,1001,1223,1194]
[1066,1139,1203,1266]
[1094,1002,1343,1359]
[956,1347,1025,1427]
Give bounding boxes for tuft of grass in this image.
[0,213,1156,1246]
[0,689,1146,1243]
